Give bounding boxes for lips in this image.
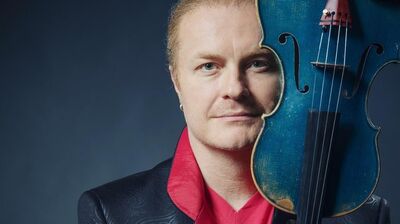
[213,112,262,121]
[216,112,259,117]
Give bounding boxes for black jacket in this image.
[78,159,390,224]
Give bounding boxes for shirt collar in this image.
[167,127,205,220]
[167,127,274,223]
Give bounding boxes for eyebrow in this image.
[194,53,225,62]
[241,48,275,62]
[194,48,274,62]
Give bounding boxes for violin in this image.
[251,0,399,223]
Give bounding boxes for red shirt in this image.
[167,128,274,224]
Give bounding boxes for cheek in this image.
[251,75,281,109]
[178,73,217,118]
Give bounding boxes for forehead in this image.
[176,4,262,62]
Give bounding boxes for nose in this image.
[221,67,249,100]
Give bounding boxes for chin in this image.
[208,141,252,152]
[208,127,259,151]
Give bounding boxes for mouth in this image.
[213,112,262,122]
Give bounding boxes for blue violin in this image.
[251,0,399,223]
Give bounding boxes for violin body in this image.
[251,0,399,219]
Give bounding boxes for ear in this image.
[169,65,181,99]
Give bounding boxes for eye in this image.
[201,63,217,71]
[196,62,219,75]
[249,60,270,72]
[252,60,265,68]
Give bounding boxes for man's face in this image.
[171,4,282,151]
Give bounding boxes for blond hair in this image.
[167,0,255,68]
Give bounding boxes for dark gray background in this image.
[0,0,398,223]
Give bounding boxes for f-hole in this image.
[279,32,309,94]
[344,43,384,99]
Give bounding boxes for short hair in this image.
[167,0,255,68]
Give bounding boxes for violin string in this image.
[321,19,350,219]
[303,30,326,224]
[312,32,326,109]
[310,12,335,224]
[316,16,343,219]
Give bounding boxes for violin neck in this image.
[296,110,341,224]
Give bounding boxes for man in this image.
[78,0,390,223]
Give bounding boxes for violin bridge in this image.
[311,61,348,71]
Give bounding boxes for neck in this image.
[189,134,257,211]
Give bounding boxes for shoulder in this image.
[78,158,181,224]
[87,158,172,199]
